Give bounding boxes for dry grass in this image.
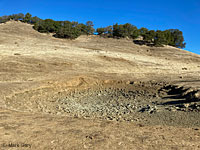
[0,21,200,149]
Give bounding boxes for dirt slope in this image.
[0,21,200,149]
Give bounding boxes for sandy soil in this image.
[0,21,200,149]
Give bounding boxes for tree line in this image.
[0,13,186,48]
[97,24,186,48]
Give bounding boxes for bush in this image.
[113,23,139,39]
[96,27,106,35]
[96,26,113,37]
[54,22,81,39]
[34,19,61,33]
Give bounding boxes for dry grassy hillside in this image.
[0,21,200,149]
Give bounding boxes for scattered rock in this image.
[14,53,21,55]
[182,67,187,70]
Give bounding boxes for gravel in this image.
[55,88,156,121]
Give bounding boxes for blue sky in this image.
[0,0,199,54]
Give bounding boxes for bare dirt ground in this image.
[0,21,200,149]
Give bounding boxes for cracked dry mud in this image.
[1,21,200,149]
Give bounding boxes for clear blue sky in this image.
[0,0,199,54]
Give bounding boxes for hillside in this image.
[0,21,200,149]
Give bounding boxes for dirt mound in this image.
[159,85,200,102]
